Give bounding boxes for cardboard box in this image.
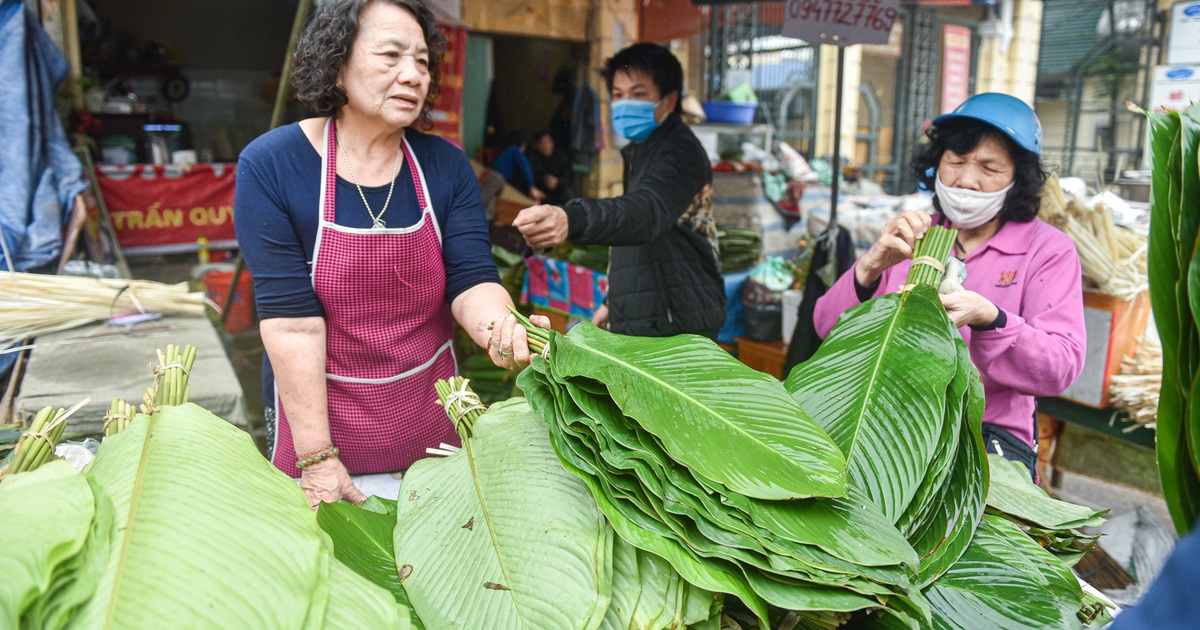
[1059,290,1151,409]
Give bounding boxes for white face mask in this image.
[935,175,1014,229]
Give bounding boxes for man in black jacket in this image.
[513,43,726,338]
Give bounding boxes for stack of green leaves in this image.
[0,344,408,629]
[513,225,1108,628]
[985,454,1105,565]
[784,226,986,590]
[1142,103,1200,535]
[784,226,1108,627]
[391,382,721,630]
[867,514,1110,629]
[717,226,762,273]
[517,323,931,628]
[0,403,408,629]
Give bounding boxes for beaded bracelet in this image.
[296,445,339,469]
[297,444,334,460]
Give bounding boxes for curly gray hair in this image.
[290,0,446,129]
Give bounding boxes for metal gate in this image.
[703,2,820,155]
[892,5,940,194]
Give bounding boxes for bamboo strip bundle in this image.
[1109,334,1162,430]
[0,272,204,345]
[1040,177,1148,300]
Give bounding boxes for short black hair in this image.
[291,0,446,129]
[603,43,683,114]
[913,120,1048,223]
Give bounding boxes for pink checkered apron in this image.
[271,119,459,477]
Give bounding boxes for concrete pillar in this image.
[977,0,1042,102]
[814,44,862,162]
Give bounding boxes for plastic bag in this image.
[762,172,788,203]
[778,141,816,182]
[55,438,100,472]
[748,257,794,294]
[743,302,782,342]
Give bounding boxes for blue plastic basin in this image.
[702,101,757,125]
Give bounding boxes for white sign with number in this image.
[782,0,901,47]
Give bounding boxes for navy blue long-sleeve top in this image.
[234,122,499,321]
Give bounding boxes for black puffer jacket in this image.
[562,113,726,338]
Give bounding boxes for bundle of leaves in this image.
[501,226,1108,628]
[985,454,1106,566]
[717,226,763,274]
[1142,103,1200,534]
[0,403,408,629]
[518,327,924,628]
[377,392,721,629]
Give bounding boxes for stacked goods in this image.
[0,219,1116,628]
[0,346,409,629]
[1143,103,1200,534]
[1108,334,1163,430]
[717,226,763,273]
[387,377,721,629]
[0,273,204,347]
[985,455,1106,566]
[1040,176,1148,300]
[488,227,1108,628]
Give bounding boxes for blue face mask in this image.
[611,98,664,142]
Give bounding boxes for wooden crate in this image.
[734,337,787,380]
[1059,290,1151,409]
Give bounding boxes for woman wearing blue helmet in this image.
[813,93,1086,480]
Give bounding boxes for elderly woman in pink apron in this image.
[234,0,546,509]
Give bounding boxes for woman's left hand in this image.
[487,313,553,369]
[939,290,1000,328]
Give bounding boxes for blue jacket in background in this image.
[0,0,86,273]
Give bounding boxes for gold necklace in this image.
[335,129,400,229]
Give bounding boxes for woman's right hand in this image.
[299,457,366,511]
[855,211,932,287]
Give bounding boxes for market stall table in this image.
[14,314,249,435]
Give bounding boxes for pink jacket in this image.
[812,217,1086,448]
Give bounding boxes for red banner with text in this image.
[95,163,237,255]
[941,25,972,115]
[429,24,468,147]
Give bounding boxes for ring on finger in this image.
[498,348,513,357]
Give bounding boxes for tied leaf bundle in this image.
[1140,103,1200,534]
[905,225,958,290]
[102,398,137,438]
[1,400,88,478]
[147,344,197,410]
[434,376,485,438]
[786,224,1104,627]
[0,347,409,630]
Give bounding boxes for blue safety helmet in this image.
[932,93,1042,155]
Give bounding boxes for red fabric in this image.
[95,163,236,254]
[273,121,459,476]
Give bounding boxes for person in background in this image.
[513,43,725,338]
[812,93,1085,480]
[233,0,547,509]
[526,130,573,205]
[490,131,544,202]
